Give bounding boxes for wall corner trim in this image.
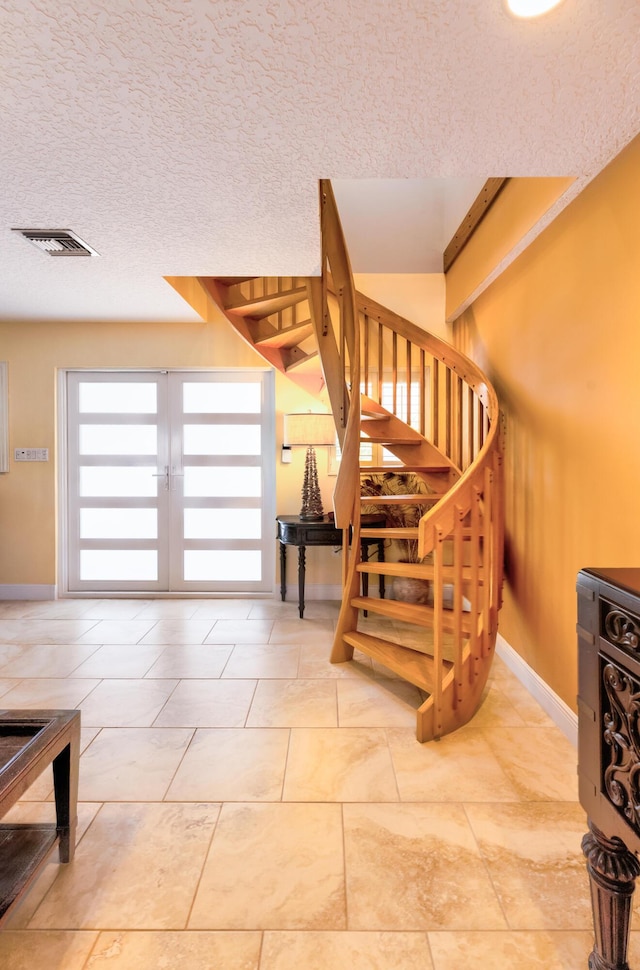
[496,633,577,748]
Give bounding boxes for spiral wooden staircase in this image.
[168,180,504,741]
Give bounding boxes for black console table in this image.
[277,514,386,618]
[577,568,640,970]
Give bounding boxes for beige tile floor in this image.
[0,597,634,969]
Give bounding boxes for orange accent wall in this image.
[445,177,574,322]
[451,133,640,711]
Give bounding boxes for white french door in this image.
[65,370,274,593]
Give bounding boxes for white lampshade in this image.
[284,412,335,447]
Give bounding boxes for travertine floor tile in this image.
[387,726,520,802]
[79,727,194,800]
[0,677,99,710]
[75,619,157,645]
[343,803,507,931]
[0,930,98,970]
[467,682,528,728]
[191,601,253,620]
[0,596,593,960]
[0,619,99,644]
[283,728,399,802]
[79,600,151,620]
[29,802,221,929]
[0,677,22,697]
[134,601,201,619]
[222,642,301,678]
[144,643,233,679]
[153,679,256,727]
[496,678,557,727]
[297,643,373,679]
[0,600,99,619]
[465,803,591,929]
[246,679,338,727]
[204,619,274,643]
[86,930,262,969]
[481,726,579,801]
[261,930,434,969]
[80,678,178,727]
[269,618,335,644]
[189,802,345,929]
[165,727,289,801]
[0,643,99,677]
[71,642,164,678]
[337,677,423,728]
[139,619,216,645]
[428,930,596,968]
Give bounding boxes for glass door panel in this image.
[168,371,273,593]
[66,369,274,593]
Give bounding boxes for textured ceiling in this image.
[1,0,639,322]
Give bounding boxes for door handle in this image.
[152,465,170,490]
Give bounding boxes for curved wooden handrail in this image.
[318,181,362,531]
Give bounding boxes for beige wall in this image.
[0,315,340,591]
[451,133,640,711]
[353,273,446,338]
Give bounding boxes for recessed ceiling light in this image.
[506,0,565,17]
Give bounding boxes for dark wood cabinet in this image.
[577,568,640,970]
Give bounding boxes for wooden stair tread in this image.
[255,320,314,349]
[361,527,418,539]
[360,526,482,540]
[356,561,485,583]
[284,349,319,372]
[360,435,420,445]
[343,631,452,693]
[350,596,472,634]
[360,494,442,505]
[361,465,451,474]
[225,287,308,319]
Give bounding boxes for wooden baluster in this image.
[433,530,444,737]
[456,374,462,469]
[392,331,398,416]
[482,466,493,657]
[445,368,452,461]
[432,358,440,448]
[408,339,414,427]
[378,321,384,404]
[419,349,426,438]
[469,486,481,679]
[467,386,475,468]
[363,313,369,395]
[453,506,464,705]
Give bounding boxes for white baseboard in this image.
[280,583,343,602]
[496,633,577,747]
[0,584,57,601]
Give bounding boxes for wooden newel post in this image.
[582,820,640,970]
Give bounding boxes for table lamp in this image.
[285,412,335,520]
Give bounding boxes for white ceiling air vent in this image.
[12,228,99,256]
